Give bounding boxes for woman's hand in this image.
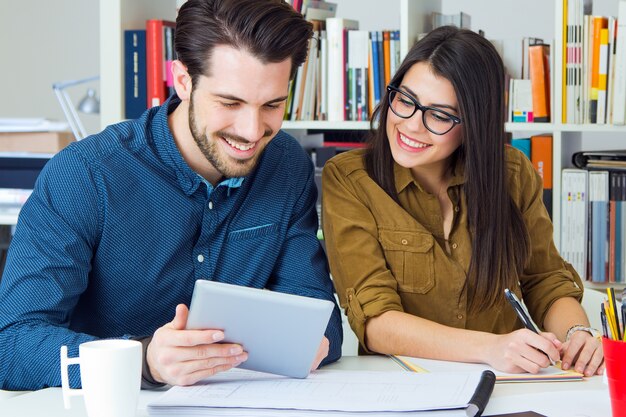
[484,329,561,374]
[560,331,604,376]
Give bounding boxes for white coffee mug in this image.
[60,339,142,417]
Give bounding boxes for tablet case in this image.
[186,280,334,378]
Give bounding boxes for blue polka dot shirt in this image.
[0,96,342,390]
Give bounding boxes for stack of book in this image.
[562,0,626,125]
[123,19,176,119]
[561,151,626,283]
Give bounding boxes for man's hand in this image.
[147,304,248,386]
[310,337,330,371]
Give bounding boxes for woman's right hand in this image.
[483,329,561,374]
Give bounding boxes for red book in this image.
[146,19,176,108]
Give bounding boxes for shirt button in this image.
[401,239,408,245]
[208,201,214,210]
[451,242,458,249]
[454,206,460,212]
[197,254,204,263]
[457,314,463,319]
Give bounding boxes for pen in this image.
[622,303,626,342]
[504,288,556,366]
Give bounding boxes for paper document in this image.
[392,356,583,383]
[148,368,490,416]
[0,118,68,133]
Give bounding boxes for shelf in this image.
[505,122,556,133]
[559,124,626,133]
[583,281,626,290]
[281,121,371,131]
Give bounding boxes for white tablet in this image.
[186,279,335,378]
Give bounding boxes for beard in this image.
[188,92,273,179]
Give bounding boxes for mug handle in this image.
[60,345,83,409]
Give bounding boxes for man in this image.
[0,0,342,390]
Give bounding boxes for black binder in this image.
[467,370,497,416]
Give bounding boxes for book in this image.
[124,30,147,119]
[572,150,626,170]
[531,135,553,216]
[522,37,543,80]
[326,18,359,121]
[589,170,610,282]
[612,1,626,125]
[347,30,369,122]
[390,356,583,383]
[510,79,534,122]
[589,16,608,124]
[146,19,176,108]
[561,169,589,280]
[511,138,531,159]
[596,27,609,124]
[528,43,551,122]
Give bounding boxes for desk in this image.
[0,356,611,417]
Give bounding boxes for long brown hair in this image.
[175,0,313,83]
[365,26,530,312]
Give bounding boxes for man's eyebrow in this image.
[400,85,459,112]
[213,93,289,105]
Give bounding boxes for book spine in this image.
[531,135,553,216]
[146,19,164,108]
[612,1,626,125]
[529,44,551,122]
[383,30,391,86]
[124,30,147,119]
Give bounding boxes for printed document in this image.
[147,368,486,416]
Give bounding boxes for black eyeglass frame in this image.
[386,85,462,135]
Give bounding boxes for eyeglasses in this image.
[387,85,462,135]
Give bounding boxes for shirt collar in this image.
[393,155,466,194]
[152,95,245,197]
[199,176,244,199]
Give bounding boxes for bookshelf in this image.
[99,0,177,129]
[99,0,626,285]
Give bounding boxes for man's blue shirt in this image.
[0,97,342,390]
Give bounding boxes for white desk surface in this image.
[0,355,612,417]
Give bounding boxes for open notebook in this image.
[390,355,583,383]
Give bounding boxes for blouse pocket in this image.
[378,229,435,294]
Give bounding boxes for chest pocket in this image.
[378,229,435,294]
[227,223,278,241]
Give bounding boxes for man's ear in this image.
[172,60,192,100]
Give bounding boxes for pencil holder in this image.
[602,337,626,417]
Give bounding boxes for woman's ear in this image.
[171,60,192,100]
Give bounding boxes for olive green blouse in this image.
[322,146,584,352]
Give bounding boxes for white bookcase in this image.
[99,0,626,257]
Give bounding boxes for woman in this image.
[322,26,603,376]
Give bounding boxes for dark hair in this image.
[175,0,313,83]
[365,26,530,313]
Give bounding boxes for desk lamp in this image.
[52,75,100,140]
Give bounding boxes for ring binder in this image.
[467,370,496,417]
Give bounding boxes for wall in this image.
[0,0,100,136]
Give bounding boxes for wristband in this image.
[565,324,601,342]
